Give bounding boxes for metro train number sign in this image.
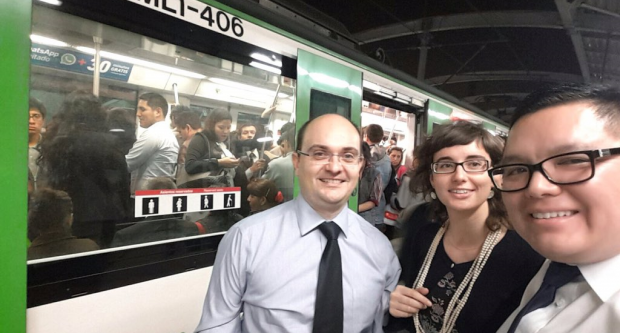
[128,0,246,39]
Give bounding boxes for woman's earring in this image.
[430,191,437,200]
[487,191,495,199]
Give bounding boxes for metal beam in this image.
[440,44,487,86]
[426,70,583,85]
[354,10,620,45]
[417,33,431,80]
[354,11,563,44]
[555,0,591,83]
[462,93,529,104]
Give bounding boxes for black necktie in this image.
[313,221,343,333]
[506,262,581,333]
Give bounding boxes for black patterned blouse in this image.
[385,222,544,333]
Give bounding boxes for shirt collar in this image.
[578,252,620,302]
[295,194,350,238]
[144,120,167,132]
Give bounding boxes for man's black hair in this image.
[29,97,47,119]
[139,92,169,117]
[511,84,620,131]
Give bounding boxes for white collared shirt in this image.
[126,121,179,192]
[497,254,620,333]
[195,195,401,333]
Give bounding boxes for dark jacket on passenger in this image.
[28,231,100,260]
[185,131,224,174]
[44,131,130,248]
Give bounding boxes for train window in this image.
[27,3,296,262]
[309,89,351,119]
[361,102,416,166]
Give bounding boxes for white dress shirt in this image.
[126,121,179,192]
[497,254,620,333]
[195,195,401,333]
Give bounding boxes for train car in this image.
[1,0,508,332]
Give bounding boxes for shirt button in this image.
[555,298,566,307]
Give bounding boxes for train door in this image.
[294,49,363,209]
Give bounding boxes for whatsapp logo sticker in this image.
[60,53,76,65]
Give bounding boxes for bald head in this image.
[297,114,361,152]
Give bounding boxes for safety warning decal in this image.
[135,187,240,217]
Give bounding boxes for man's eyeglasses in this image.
[296,150,362,165]
[29,114,42,120]
[431,159,490,174]
[488,147,620,192]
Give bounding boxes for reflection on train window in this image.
[28,4,296,261]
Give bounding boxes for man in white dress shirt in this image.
[195,114,400,332]
[126,93,179,193]
[490,84,620,333]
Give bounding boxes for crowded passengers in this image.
[26,91,297,258]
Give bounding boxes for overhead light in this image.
[250,53,282,67]
[30,34,68,47]
[376,87,396,99]
[429,110,450,120]
[249,61,281,75]
[38,0,62,5]
[308,72,349,88]
[362,80,381,92]
[411,98,425,108]
[376,91,395,99]
[76,46,206,79]
[395,92,412,104]
[209,77,288,98]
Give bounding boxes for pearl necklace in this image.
[412,224,501,333]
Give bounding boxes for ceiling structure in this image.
[255,0,620,124]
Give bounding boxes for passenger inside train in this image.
[40,90,130,248]
[246,178,283,214]
[262,126,295,202]
[126,92,179,194]
[28,188,100,260]
[174,110,202,177]
[28,97,47,191]
[185,108,237,188]
[358,141,384,226]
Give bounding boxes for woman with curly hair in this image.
[386,121,543,333]
[40,90,130,248]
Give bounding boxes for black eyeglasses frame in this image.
[430,159,490,174]
[488,147,620,192]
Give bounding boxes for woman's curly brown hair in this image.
[410,121,509,231]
